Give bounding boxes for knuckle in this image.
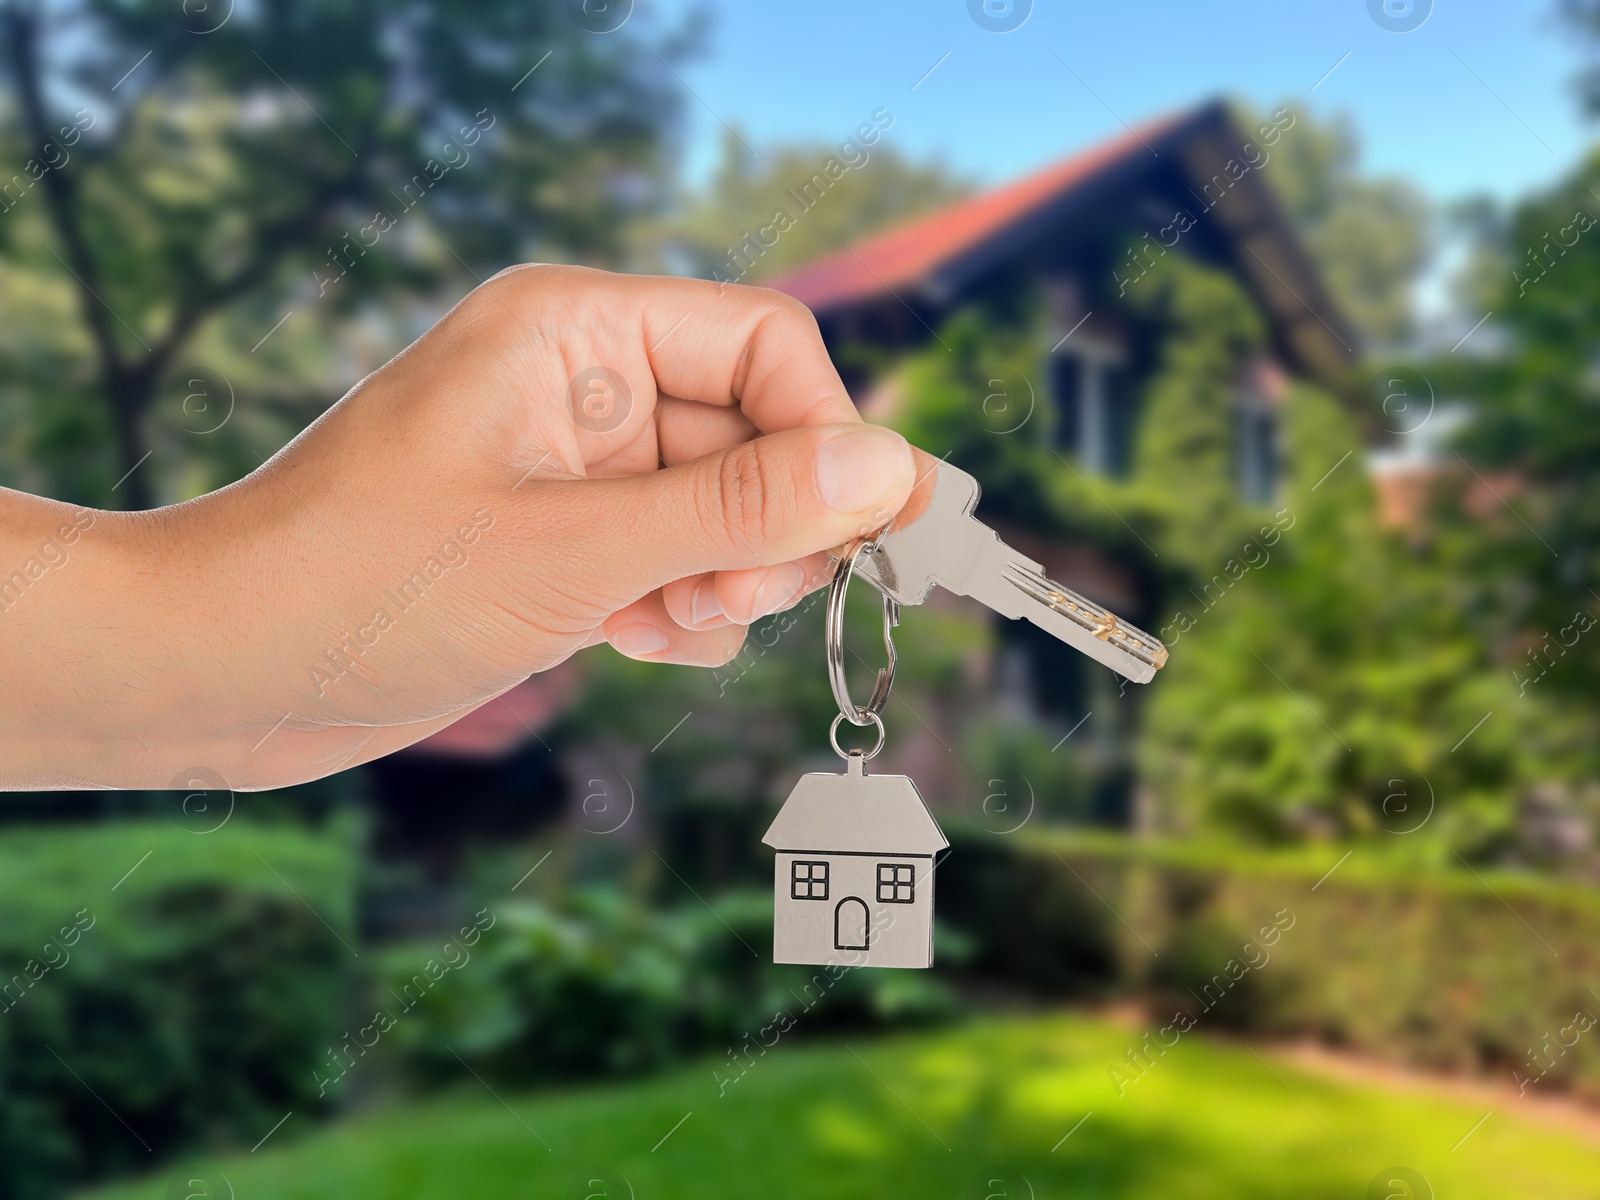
[476,263,596,319]
[708,442,777,558]
[756,287,821,335]
[480,262,557,303]
[754,283,810,315]
[728,293,825,404]
[485,262,548,286]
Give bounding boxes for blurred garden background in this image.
[4,0,1600,1197]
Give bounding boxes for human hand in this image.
[0,266,918,790]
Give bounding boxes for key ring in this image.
[826,534,899,728]
[829,710,885,760]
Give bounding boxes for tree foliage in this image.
[880,251,1578,855]
[0,0,687,507]
[662,125,970,286]
[1241,101,1430,350]
[1424,149,1600,794]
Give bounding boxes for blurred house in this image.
[1368,404,1471,532]
[378,99,1360,835]
[769,98,1357,823]
[363,666,577,895]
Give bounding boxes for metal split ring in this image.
[826,534,899,727]
[829,711,885,760]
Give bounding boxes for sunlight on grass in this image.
[79,1013,1600,1200]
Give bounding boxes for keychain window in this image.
[876,862,915,904]
[790,860,829,901]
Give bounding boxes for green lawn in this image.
[80,1013,1599,1200]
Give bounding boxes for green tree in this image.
[1434,150,1600,715]
[1127,256,1583,853]
[0,0,688,508]
[1140,376,1575,851]
[662,127,970,286]
[1561,0,1600,112]
[879,252,1575,853]
[1124,247,1268,569]
[1240,101,1430,349]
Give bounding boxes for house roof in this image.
[771,111,1189,314]
[763,761,949,856]
[767,99,1357,388]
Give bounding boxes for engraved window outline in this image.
[876,862,915,904]
[790,859,829,901]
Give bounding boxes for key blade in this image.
[842,457,1168,684]
[964,540,1168,684]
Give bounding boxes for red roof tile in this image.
[767,109,1192,315]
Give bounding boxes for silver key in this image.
[850,460,1168,684]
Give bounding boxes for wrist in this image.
[0,493,140,786]
[0,486,281,788]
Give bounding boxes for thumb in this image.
[547,422,916,608]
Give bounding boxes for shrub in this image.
[0,820,359,1199]
[377,888,960,1088]
[940,826,1600,1095]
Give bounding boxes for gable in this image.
[767,98,1355,392]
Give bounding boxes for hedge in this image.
[939,826,1600,1097]
[0,819,360,1199]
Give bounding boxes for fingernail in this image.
[816,427,913,513]
[611,623,669,657]
[690,579,724,627]
[751,563,807,620]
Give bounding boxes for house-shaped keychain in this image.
[762,456,1165,971]
[762,751,949,969]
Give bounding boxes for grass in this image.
[79,1012,1600,1200]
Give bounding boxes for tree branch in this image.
[152,175,364,373]
[1,7,127,382]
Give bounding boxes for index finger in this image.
[512,266,862,434]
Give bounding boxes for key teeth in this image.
[1003,565,1168,673]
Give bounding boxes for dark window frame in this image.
[876,862,915,904]
[790,859,829,901]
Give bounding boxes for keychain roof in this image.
[762,755,948,857]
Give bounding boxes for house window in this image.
[876,863,915,904]
[790,860,829,901]
[1235,402,1278,504]
[1051,338,1131,476]
[1050,356,1082,453]
[1102,365,1137,477]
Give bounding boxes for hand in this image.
[0,266,918,790]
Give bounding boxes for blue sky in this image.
[651,0,1594,208]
